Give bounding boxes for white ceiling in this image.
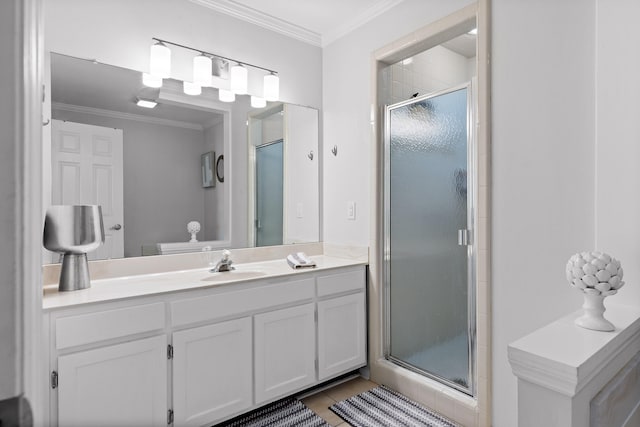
[190,0,406,46]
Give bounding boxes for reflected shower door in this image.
[385,85,474,394]
[255,140,283,247]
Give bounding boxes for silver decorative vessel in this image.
[43,205,105,291]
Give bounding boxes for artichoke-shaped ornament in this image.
[565,251,624,331]
[187,221,201,242]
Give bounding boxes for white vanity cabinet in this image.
[44,263,367,427]
[172,317,252,426]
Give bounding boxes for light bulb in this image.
[193,54,212,87]
[251,96,266,108]
[183,81,201,96]
[230,63,248,94]
[149,41,171,78]
[142,73,162,88]
[263,73,279,102]
[219,88,235,103]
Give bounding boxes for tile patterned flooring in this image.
[301,377,378,427]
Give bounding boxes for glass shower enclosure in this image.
[255,139,284,247]
[384,84,475,395]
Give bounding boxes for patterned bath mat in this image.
[330,385,461,427]
[217,397,330,427]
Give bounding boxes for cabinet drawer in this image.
[317,268,365,297]
[171,278,314,327]
[55,302,165,350]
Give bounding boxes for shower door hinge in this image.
[51,371,58,389]
[167,344,173,360]
[167,409,174,425]
[458,229,470,246]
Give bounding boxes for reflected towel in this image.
[287,252,316,269]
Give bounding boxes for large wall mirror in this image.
[43,52,320,263]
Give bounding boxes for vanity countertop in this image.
[43,255,367,310]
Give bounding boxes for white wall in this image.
[322,0,474,246]
[492,1,596,425]
[595,0,640,308]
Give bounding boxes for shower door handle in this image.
[458,229,470,246]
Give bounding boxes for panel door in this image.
[51,119,124,260]
[317,293,367,380]
[172,317,252,426]
[254,303,315,404]
[57,335,167,427]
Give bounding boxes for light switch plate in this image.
[347,201,356,220]
[296,203,303,218]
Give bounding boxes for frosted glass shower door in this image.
[255,140,284,247]
[385,85,474,394]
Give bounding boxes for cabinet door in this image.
[254,303,316,404]
[57,335,167,427]
[318,293,366,380]
[172,317,252,426]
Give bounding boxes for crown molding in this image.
[189,0,322,46]
[322,0,405,47]
[190,0,406,47]
[52,102,204,131]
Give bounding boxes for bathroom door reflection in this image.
[385,85,474,394]
[255,140,284,247]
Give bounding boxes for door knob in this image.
[110,224,122,231]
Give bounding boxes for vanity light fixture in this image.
[219,89,235,103]
[250,96,266,108]
[193,53,212,87]
[183,81,202,96]
[150,38,279,103]
[263,72,279,102]
[230,63,248,94]
[149,40,171,78]
[135,98,158,109]
[142,72,163,88]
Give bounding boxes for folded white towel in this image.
[287,252,316,269]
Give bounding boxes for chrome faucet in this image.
[211,249,234,272]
